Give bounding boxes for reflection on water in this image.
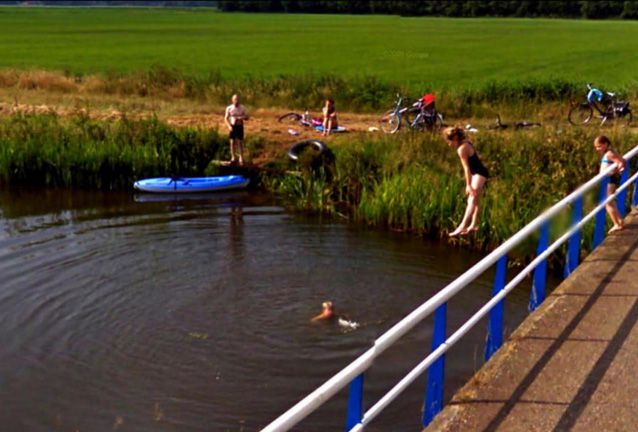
[0,188,553,431]
[229,206,244,262]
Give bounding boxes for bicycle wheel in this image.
[619,109,632,127]
[380,110,402,134]
[426,113,444,132]
[568,103,593,125]
[278,112,302,124]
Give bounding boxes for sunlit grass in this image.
[1,10,638,110]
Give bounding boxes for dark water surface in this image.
[0,189,551,432]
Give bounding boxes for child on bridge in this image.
[594,135,626,233]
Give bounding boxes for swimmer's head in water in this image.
[311,301,335,322]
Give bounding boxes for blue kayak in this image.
[133,175,250,193]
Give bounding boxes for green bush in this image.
[0,113,224,189]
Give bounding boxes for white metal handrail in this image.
[263,145,638,432]
[352,166,638,431]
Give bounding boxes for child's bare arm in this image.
[609,151,627,171]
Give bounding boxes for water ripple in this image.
[0,190,539,432]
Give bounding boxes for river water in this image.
[0,189,550,431]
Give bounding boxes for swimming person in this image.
[311,301,360,329]
[443,126,489,237]
[311,301,335,321]
[594,135,626,233]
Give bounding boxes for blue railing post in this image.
[530,222,550,312]
[593,176,610,250]
[617,167,630,218]
[422,303,447,426]
[563,196,583,279]
[485,255,507,361]
[633,164,638,207]
[345,373,364,431]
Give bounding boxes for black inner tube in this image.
[287,139,329,161]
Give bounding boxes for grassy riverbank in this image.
[0,114,227,189]
[269,124,636,263]
[2,8,637,263]
[1,67,609,115]
[0,112,634,264]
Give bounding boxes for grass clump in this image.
[0,113,225,189]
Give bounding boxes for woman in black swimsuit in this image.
[443,126,489,237]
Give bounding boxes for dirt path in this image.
[0,101,383,166]
[168,108,384,165]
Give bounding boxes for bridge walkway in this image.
[426,210,638,432]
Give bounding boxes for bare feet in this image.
[238,158,244,166]
[449,227,468,237]
[608,225,625,234]
[466,226,479,233]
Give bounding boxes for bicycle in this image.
[379,94,444,134]
[278,110,322,128]
[568,83,632,126]
[487,114,541,130]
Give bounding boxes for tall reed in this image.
[0,113,226,189]
[275,125,636,263]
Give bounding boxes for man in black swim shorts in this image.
[224,94,249,166]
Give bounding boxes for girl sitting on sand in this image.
[322,99,338,136]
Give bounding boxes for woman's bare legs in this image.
[466,175,486,231]
[449,175,486,237]
[449,198,476,237]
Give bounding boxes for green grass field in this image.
[1,7,638,91]
[1,8,636,255]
